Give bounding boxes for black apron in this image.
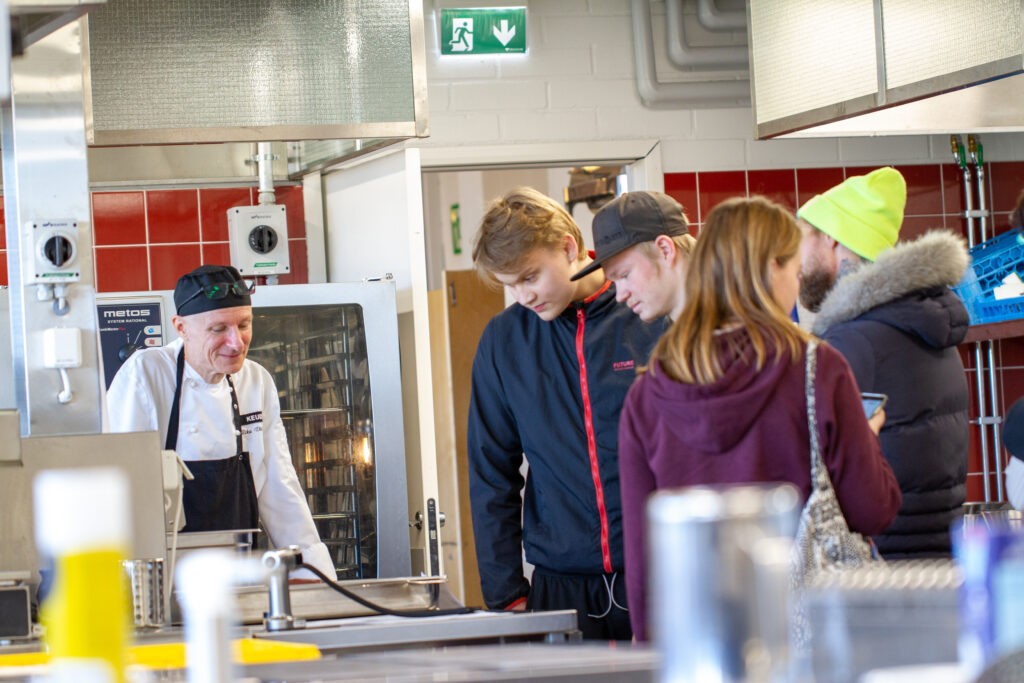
[167,348,259,533]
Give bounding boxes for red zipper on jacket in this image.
[576,281,613,574]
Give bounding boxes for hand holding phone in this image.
[861,392,888,419]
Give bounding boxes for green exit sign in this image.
[440,7,527,56]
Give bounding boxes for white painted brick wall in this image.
[417,0,1024,170]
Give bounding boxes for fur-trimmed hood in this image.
[811,231,969,346]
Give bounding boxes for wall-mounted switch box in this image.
[26,219,81,284]
[227,205,291,277]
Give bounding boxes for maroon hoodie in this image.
[618,328,901,641]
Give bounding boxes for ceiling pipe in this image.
[666,0,747,70]
[631,0,750,109]
[697,0,747,32]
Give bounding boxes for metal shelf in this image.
[281,407,350,417]
[305,485,358,494]
[965,319,1024,343]
[314,512,358,521]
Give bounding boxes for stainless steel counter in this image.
[0,640,656,683]
[255,609,580,651]
[243,643,658,682]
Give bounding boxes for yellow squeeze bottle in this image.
[34,468,132,683]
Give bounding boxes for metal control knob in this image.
[43,234,74,267]
[248,225,279,254]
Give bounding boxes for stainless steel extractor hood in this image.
[83,0,427,148]
[748,0,1024,139]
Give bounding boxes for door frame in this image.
[417,139,664,601]
[419,139,664,189]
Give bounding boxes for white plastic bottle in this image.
[34,467,132,683]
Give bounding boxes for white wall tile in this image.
[425,113,502,146]
[592,42,635,78]
[746,138,841,169]
[427,83,451,113]
[597,106,693,140]
[501,110,599,141]
[451,80,548,111]
[499,48,594,77]
[541,15,630,48]
[549,78,638,108]
[693,107,755,140]
[586,0,630,16]
[977,133,1024,161]
[660,138,746,171]
[430,57,500,80]
[837,136,933,163]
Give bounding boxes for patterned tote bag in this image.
[792,339,878,585]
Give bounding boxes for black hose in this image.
[298,563,477,618]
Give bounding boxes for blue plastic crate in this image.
[954,228,1024,324]
[971,296,1024,324]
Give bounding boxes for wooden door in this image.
[445,269,505,607]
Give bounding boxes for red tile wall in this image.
[0,184,310,291]
[665,160,1024,503]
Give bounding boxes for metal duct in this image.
[631,0,750,109]
[666,0,747,70]
[697,0,747,32]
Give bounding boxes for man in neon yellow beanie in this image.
[797,166,970,559]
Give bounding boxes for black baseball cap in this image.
[571,191,689,281]
[174,265,253,316]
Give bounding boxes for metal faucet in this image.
[262,546,303,632]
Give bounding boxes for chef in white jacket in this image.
[107,264,336,580]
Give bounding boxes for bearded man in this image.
[797,167,970,558]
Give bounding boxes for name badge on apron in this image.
[166,348,259,532]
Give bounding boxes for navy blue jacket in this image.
[467,282,667,609]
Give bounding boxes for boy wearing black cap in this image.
[107,265,336,580]
[572,191,695,322]
[468,187,666,639]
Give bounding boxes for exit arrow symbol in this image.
[493,19,516,46]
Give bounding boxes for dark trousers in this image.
[526,569,632,640]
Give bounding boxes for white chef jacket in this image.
[107,337,337,580]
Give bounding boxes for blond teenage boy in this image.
[467,187,667,640]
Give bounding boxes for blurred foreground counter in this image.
[0,640,659,683]
[237,643,658,683]
[800,560,961,683]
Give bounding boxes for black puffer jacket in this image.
[812,231,970,557]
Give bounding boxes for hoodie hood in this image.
[643,330,798,453]
[811,231,969,348]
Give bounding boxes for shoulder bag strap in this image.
[805,339,823,478]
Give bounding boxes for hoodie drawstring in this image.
[586,572,628,619]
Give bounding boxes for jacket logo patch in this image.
[242,411,263,425]
[613,360,635,372]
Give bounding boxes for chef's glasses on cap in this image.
[177,279,255,311]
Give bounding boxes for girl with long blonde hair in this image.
[617,196,901,641]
